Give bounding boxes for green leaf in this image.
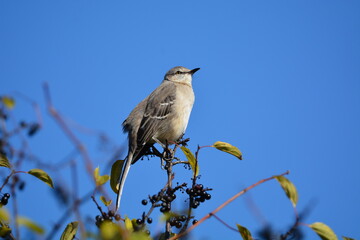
[16,217,44,235]
[213,141,243,160]
[309,222,338,240]
[1,96,15,109]
[274,175,298,207]
[236,224,253,240]
[180,146,199,176]
[94,167,110,186]
[28,169,54,188]
[0,155,11,169]
[342,237,355,240]
[60,221,78,240]
[110,160,124,193]
[100,196,112,207]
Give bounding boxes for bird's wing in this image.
[136,81,176,147]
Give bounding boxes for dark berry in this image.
[195,184,203,190]
[3,193,10,199]
[95,215,102,221]
[1,198,8,205]
[142,199,148,205]
[205,193,211,200]
[192,220,198,225]
[136,218,143,225]
[114,214,121,221]
[170,193,176,200]
[147,217,153,224]
[191,201,199,209]
[175,221,182,228]
[179,215,186,222]
[198,196,205,202]
[108,210,115,217]
[160,206,169,213]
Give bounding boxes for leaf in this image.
[0,208,10,222]
[0,155,11,169]
[342,237,355,240]
[160,212,181,222]
[1,96,15,109]
[16,217,44,234]
[110,160,124,193]
[0,225,11,237]
[309,222,338,240]
[129,231,151,240]
[274,175,298,207]
[213,141,243,160]
[100,196,112,207]
[180,146,199,176]
[124,217,134,232]
[94,167,110,186]
[60,221,78,240]
[28,169,54,188]
[100,221,122,240]
[237,224,253,240]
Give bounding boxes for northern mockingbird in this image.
[116,66,200,211]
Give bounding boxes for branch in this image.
[169,170,290,240]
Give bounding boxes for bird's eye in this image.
[176,71,181,74]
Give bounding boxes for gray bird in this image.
[116,66,200,211]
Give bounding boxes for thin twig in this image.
[169,170,290,240]
[211,213,239,232]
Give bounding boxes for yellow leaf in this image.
[60,221,78,240]
[237,224,253,240]
[213,141,242,160]
[0,155,11,169]
[1,97,15,109]
[28,169,54,188]
[309,222,338,240]
[100,221,122,240]
[274,175,298,207]
[180,147,199,176]
[100,196,112,207]
[16,217,44,234]
[0,208,10,222]
[124,217,134,232]
[94,167,110,186]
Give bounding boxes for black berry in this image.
[142,199,148,205]
[147,217,153,224]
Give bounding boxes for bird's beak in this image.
[189,68,200,75]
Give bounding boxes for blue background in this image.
[1,1,359,239]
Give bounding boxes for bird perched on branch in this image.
[116,66,200,211]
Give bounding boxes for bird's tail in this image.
[115,151,133,211]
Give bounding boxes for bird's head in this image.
[164,66,200,85]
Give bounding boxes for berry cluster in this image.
[1,193,10,205]
[186,184,211,209]
[147,187,179,213]
[169,215,187,229]
[95,210,120,227]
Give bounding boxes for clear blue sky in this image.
[1,1,359,239]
